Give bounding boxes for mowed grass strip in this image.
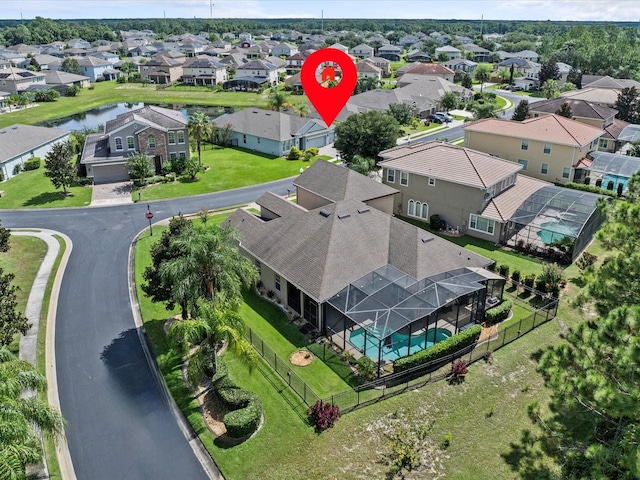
[0,169,92,209]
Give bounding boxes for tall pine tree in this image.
[511,99,530,121]
[555,102,573,118]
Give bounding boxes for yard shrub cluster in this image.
[562,181,617,197]
[211,360,263,438]
[484,298,513,325]
[287,146,302,160]
[23,157,41,171]
[307,401,340,432]
[393,325,482,373]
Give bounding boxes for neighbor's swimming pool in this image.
[348,327,452,361]
[536,221,576,245]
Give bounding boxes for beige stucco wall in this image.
[464,130,598,184]
[296,188,332,210]
[365,194,396,215]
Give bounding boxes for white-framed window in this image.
[170,152,177,160]
[428,177,436,186]
[178,131,185,144]
[275,274,281,291]
[386,168,395,183]
[543,143,551,154]
[255,260,261,274]
[168,131,176,145]
[408,199,428,219]
[127,136,135,150]
[541,163,549,175]
[115,137,123,151]
[517,159,528,171]
[148,135,156,149]
[562,167,571,179]
[469,214,495,235]
[599,138,608,149]
[521,139,528,151]
[400,171,408,186]
[179,151,186,159]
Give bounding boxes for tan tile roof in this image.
[400,63,454,76]
[603,118,630,140]
[379,141,522,188]
[481,175,550,222]
[463,114,604,147]
[560,87,620,106]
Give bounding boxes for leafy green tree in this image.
[169,300,257,382]
[348,155,377,175]
[120,61,138,78]
[566,67,582,89]
[614,87,640,124]
[353,76,380,95]
[0,348,65,479]
[511,99,530,121]
[183,156,201,180]
[538,60,560,88]
[187,112,214,168]
[440,91,459,112]
[388,103,413,126]
[334,111,401,163]
[142,214,192,317]
[215,123,234,147]
[474,64,492,92]
[461,73,473,90]
[497,67,510,83]
[436,52,449,62]
[125,152,153,185]
[555,102,573,118]
[160,224,258,317]
[627,139,640,157]
[44,141,76,194]
[541,79,560,99]
[0,221,9,253]
[0,267,30,346]
[266,88,292,111]
[509,63,515,85]
[66,84,81,97]
[472,102,499,120]
[60,57,81,75]
[295,103,310,118]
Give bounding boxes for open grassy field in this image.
[0,81,310,130]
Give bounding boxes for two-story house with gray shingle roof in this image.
[140,53,185,85]
[181,56,227,86]
[377,44,403,61]
[271,43,298,57]
[224,60,279,90]
[76,56,113,82]
[80,105,189,183]
[350,44,375,59]
[0,124,70,181]
[212,108,334,156]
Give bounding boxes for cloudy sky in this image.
[4,0,640,22]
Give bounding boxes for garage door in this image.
[305,135,329,149]
[93,164,130,184]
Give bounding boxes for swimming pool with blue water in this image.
[348,327,452,361]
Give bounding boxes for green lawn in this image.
[401,122,444,135]
[0,81,309,129]
[0,169,93,209]
[135,146,322,202]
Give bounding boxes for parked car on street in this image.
[429,112,453,124]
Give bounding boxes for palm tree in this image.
[160,224,258,318]
[0,348,64,479]
[169,301,257,383]
[267,88,292,112]
[474,64,492,93]
[187,112,213,168]
[296,104,310,118]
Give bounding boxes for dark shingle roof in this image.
[294,160,398,203]
[529,98,617,120]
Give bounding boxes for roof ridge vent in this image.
[319,209,331,218]
[421,235,434,243]
[357,207,370,214]
[337,212,350,219]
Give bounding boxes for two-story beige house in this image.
[181,56,227,86]
[463,114,604,184]
[81,105,189,183]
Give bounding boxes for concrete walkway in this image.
[13,229,77,480]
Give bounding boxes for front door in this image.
[287,282,301,315]
[154,155,162,174]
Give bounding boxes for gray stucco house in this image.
[213,108,334,156]
[0,124,70,181]
[81,105,189,183]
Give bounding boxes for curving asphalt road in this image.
[1,179,293,480]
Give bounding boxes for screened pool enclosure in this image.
[324,265,503,367]
[501,185,603,262]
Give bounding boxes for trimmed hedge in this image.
[484,298,513,326]
[393,324,482,373]
[24,157,41,171]
[561,181,616,198]
[211,360,262,439]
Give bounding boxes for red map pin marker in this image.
[301,48,357,127]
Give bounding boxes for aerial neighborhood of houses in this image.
[2,21,640,385]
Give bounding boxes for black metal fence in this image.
[245,327,321,407]
[323,292,559,413]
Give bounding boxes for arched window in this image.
[421,203,428,219]
[408,200,415,216]
[127,136,134,150]
[148,135,156,149]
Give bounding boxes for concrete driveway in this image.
[91,181,134,206]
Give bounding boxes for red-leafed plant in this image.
[449,359,469,384]
[307,401,340,432]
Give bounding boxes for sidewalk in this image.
[397,116,467,146]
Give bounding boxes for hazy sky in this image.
[4,0,640,22]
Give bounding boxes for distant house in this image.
[328,43,349,53]
[286,52,307,73]
[396,63,455,83]
[76,56,113,82]
[224,59,280,89]
[434,45,462,60]
[355,61,382,80]
[363,56,391,76]
[0,68,46,92]
[140,54,185,85]
[181,56,227,86]
[212,108,334,156]
[81,105,189,183]
[271,43,298,57]
[443,58,478,75]
[377,44,403,61]
[461,43,491,63]
[406,50,431,63]
[238,32,252,42]
[350,44,375,59]
[561,87,624,108]
[0,124,70,181]
[43,70,91,90]
[463,114,604,184]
